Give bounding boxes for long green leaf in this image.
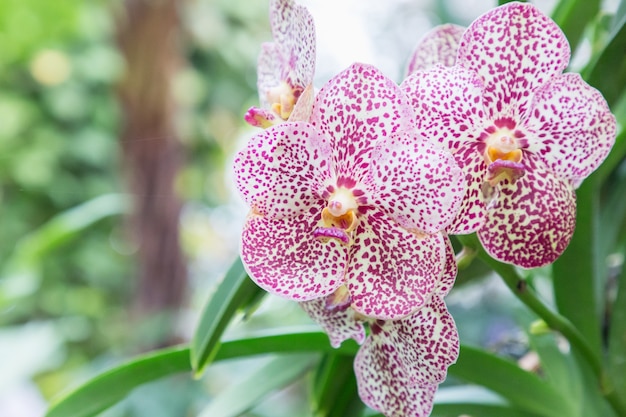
[608,249,626,400]
[551,0,601,53]
[1,194,128,303]
[451,345,576,417]
[47,332,576,417]
[197,354,315,417]
[44,329,357,417]
[311,353,364,417]
[584,9,626,106]
[552,179,603,359]
[190,256,265,377]
[528,331,585,417]
[215,327,361,360]
[596,130,626,186]
[45,345,191,417]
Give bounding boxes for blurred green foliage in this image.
[2,0,626,417]
[0,0,267,412]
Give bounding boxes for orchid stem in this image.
[456,233,626,417]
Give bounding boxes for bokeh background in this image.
[0,0,620,416]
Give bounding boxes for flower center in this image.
[484,130,523,164]
[479,119,528,190]
[314,187,359,245]
[266,81,302,120]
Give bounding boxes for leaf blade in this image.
[450,345,576,417]
[190,256,265,376]
[45,345,191,417]
[197,354,315,417]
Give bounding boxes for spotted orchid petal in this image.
[234,122,331,219]
[241,213,347,301]
[346,211,446,320]
[289,83,315,122]
[445,142,489,234]
[267,0,315,91]
[311,63,416,181]
[300,295,366,348]
[436,236,457,296]
[254,0,315,125]
[355,295,459,416]
[405,23,465,76]
[524,73,616,185]
[457,2,570,120]
[365,131,466,234]
[401,65,489,235]
[478,156,576,268]
[358,376,436,417]
[401,65,485,155]
[257,42,284,110]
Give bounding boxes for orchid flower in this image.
[244,0,316,128]
[301,240,459,417]
[234,62,466,320]
[401,2,616,268]
[405,23,465,76]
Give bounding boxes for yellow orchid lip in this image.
[321,207,358,233]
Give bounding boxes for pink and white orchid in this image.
[401,2,616,268]
[301,240,460,417]
[245,0,316,128]
[405,23,465,76]
[234,63,466,320]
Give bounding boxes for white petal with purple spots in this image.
[346,211,446,320]
[311,63,416,182]
[457,2,570,119]
[300,297,366,348]
[401,65,486,154]
[405,23,465,76]
[234,122,331,219]
[478,156,576,268]
[436,236,457,296]
[354,296,459,417]
[241,212,347,301]
[267,0,316,90]
[366,131,466,234]
[524,73,616,185]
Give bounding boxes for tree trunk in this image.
[116,0,186,346]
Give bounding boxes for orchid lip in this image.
[313,226,350,244]
[325,285,352,311]
[487,159,526,186]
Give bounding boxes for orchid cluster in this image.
[233,1,616,416]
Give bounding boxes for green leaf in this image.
[528,332,584,416]
[583,9,626,106]
[596,130,626,186]
[45,329,351,417]
[608,251,626,400]
[431,385,544,417]
[552,179,603,359]
[498,0,527,5]
[45,345,191,417]
[311,353,364,417]
[197,354,315,417]
[551,0,601,52]
[215,327,361,360]
[450,345,576,417]
[190,256,265,377]
[0,194,129,303]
